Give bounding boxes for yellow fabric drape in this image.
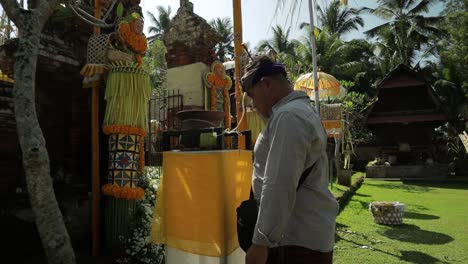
[246,111,265,143]
[151,150,253,257]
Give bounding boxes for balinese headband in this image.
[241,63,287,92]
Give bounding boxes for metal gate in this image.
[146,90,183,167]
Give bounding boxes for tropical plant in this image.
[209,17,234,61]
[438,0,468,91]
[293,28,366,81]
[425,0,468,135]
[146,5,172,43]
[256,25,298,56]
[362,0,444,67]
[300,0,363,37]
[339,91,377,143]
[117,167,165,264]
[143,40,168,97]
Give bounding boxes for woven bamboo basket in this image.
[320,103,343,120]
[369,202,405,225]
[107,47,134,64]
[86,34,110,65]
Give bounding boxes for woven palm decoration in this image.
[103,62,151,130]
[80,34,111,88]
[102,62,151,200]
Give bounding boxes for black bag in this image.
[236,165,314,252]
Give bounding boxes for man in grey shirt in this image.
[241,55,339,264]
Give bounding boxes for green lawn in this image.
[330,172,365,197]
[334,180,468,264]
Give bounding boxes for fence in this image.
[145,90,183,168]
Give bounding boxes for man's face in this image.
[244,78,272,119]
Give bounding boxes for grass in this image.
[334,180,468,264]
[330,172,365,197]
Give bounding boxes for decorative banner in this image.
[102,62,150,200]
[320,103,343,138]
[108,133,140,183]
[102,132,145,200]
[322,120,344,139]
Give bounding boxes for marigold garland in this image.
[118,22,147,55]
[103,125,147,137]
[102,184,145,200]
[205,62,232,127]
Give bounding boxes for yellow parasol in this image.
[294,72,344,100]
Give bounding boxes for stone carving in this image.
[162,0,222,68]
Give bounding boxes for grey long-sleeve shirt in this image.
[252,91,339,252]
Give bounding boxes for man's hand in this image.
[246,244,269,264]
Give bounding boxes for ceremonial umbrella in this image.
[293,72,345,100]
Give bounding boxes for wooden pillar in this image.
[91,0,101,257]
[233,0,247,149]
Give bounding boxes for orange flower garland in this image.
[102,184,145,200]
[118,21,147,65]
[103,125,147,137]
[206,62,232,127]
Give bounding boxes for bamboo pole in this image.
[233,0,247,149]
[308,0,320,114]
[92,0,101,256]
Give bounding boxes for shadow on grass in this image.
[336,222,349,230]
[359,201,368,210]
[354,193,371,197]
[410,204,430,211]
[365,182,431,193]
[400,251,450,264]
[380,224,453,245]
[402,181,468,190]
[404,211,440,220]
[335,232,401,259]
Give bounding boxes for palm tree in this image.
[297,0,364,37]
[146,5,172,43]
[256,25,298,56]
[209,17,234,61]
[316,0,363,36]
[361,0,443,66]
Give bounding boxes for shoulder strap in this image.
[249,164,315,200]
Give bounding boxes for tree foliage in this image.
[435,0,468,133]
[143,39,168,97]
[316,0,364,36]
[209,17,234,61]
[146,5,172,43]
[256,25,298,55]
[362,0,444,67]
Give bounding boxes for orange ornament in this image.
[205,61,232,129]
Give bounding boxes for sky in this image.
[139,0,445,48]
